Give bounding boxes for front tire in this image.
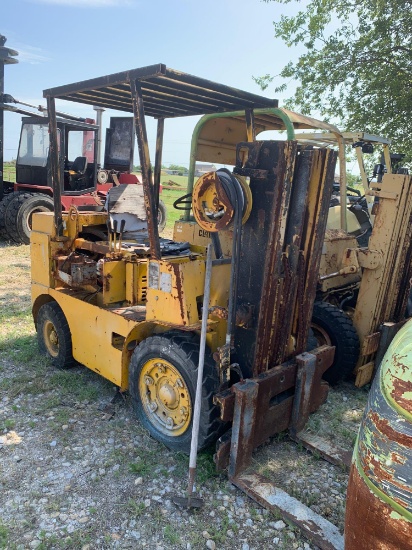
[310,301,359,385]
[129,331,221,453]
[37,302,74,369]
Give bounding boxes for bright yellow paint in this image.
[138,357,192,437]
[146,258,205,327]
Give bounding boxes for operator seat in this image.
[68,156,88,190]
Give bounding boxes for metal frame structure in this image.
[0,35,18,201]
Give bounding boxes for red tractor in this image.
[0,103,167,244]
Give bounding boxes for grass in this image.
[128,459,152,477]
[163,523,181,545]
[126,500,146,518]
[3,161,16,183]
[0,521,8,549]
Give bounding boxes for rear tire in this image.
[0,192,18,241]
[311,301,359,385]
[6,193,53,244]
[37,302,74,369]
[129,331,221,453]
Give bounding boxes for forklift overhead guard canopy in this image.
[43,64,280,256]
[43,64,278,118]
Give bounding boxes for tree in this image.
[168,164,187,172]
[256,0,412,160]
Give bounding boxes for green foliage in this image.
[164,524,180,545]
[0,521,8,549]
[258,0,412,159]
[168,164,187,172]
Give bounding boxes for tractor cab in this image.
[16,116,98,195]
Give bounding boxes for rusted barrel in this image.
[345,320,412,549]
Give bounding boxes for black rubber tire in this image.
[0,192,18,241]
[157,199,167,233]
[37,302,75,369]
[129,331,222,453]
[4,192,35,244]
[311,301,360,385]
[7,193,54,245]
[407,288,412,318]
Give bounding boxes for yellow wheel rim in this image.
[43,320,59,358]
[138,358,192,437]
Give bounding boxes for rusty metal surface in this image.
[232,140,289,376]
[347,323,412,549]
[130,78,161,260]
[215,346,334,471]
[289,352,317,437]
[228,380,259,479]
[345,464,412,550]
[374,320,407,373]
[357,380,412,512]
[382,321,412,417]
[232,144,336,378]
[296,149,337,353]
[234,472,344,550]
[292,432,352,468]
[252,142,299,371]
[43,64,278,118]
[192,171,234,232]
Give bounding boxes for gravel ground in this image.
[0,243,369,549]
[0,364,368,550]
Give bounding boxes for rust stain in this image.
[369,411,412,447]
[171,263,186,324]
[390,377,412,414]
[345,465,412,550]
[360,442,394,483]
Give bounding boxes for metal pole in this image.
[0,61,4,201]
[0,35,19,201]
[46,95,63,237]
[93,106,105,169]
[187,244,213,504]
[154,118,164,210]
[130,77,161,259]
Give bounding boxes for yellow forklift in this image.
[31,64,337,457]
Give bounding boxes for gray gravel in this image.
[0,355,368,549]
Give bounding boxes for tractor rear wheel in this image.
[310,301,360,385]
[37,302,74,369]
[157,199,167,233]
[0,192,18,241]
[6,193,54,244]
[129,331,221,453]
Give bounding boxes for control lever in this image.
[118,219,126,250]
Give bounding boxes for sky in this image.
[2,0,302,166]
